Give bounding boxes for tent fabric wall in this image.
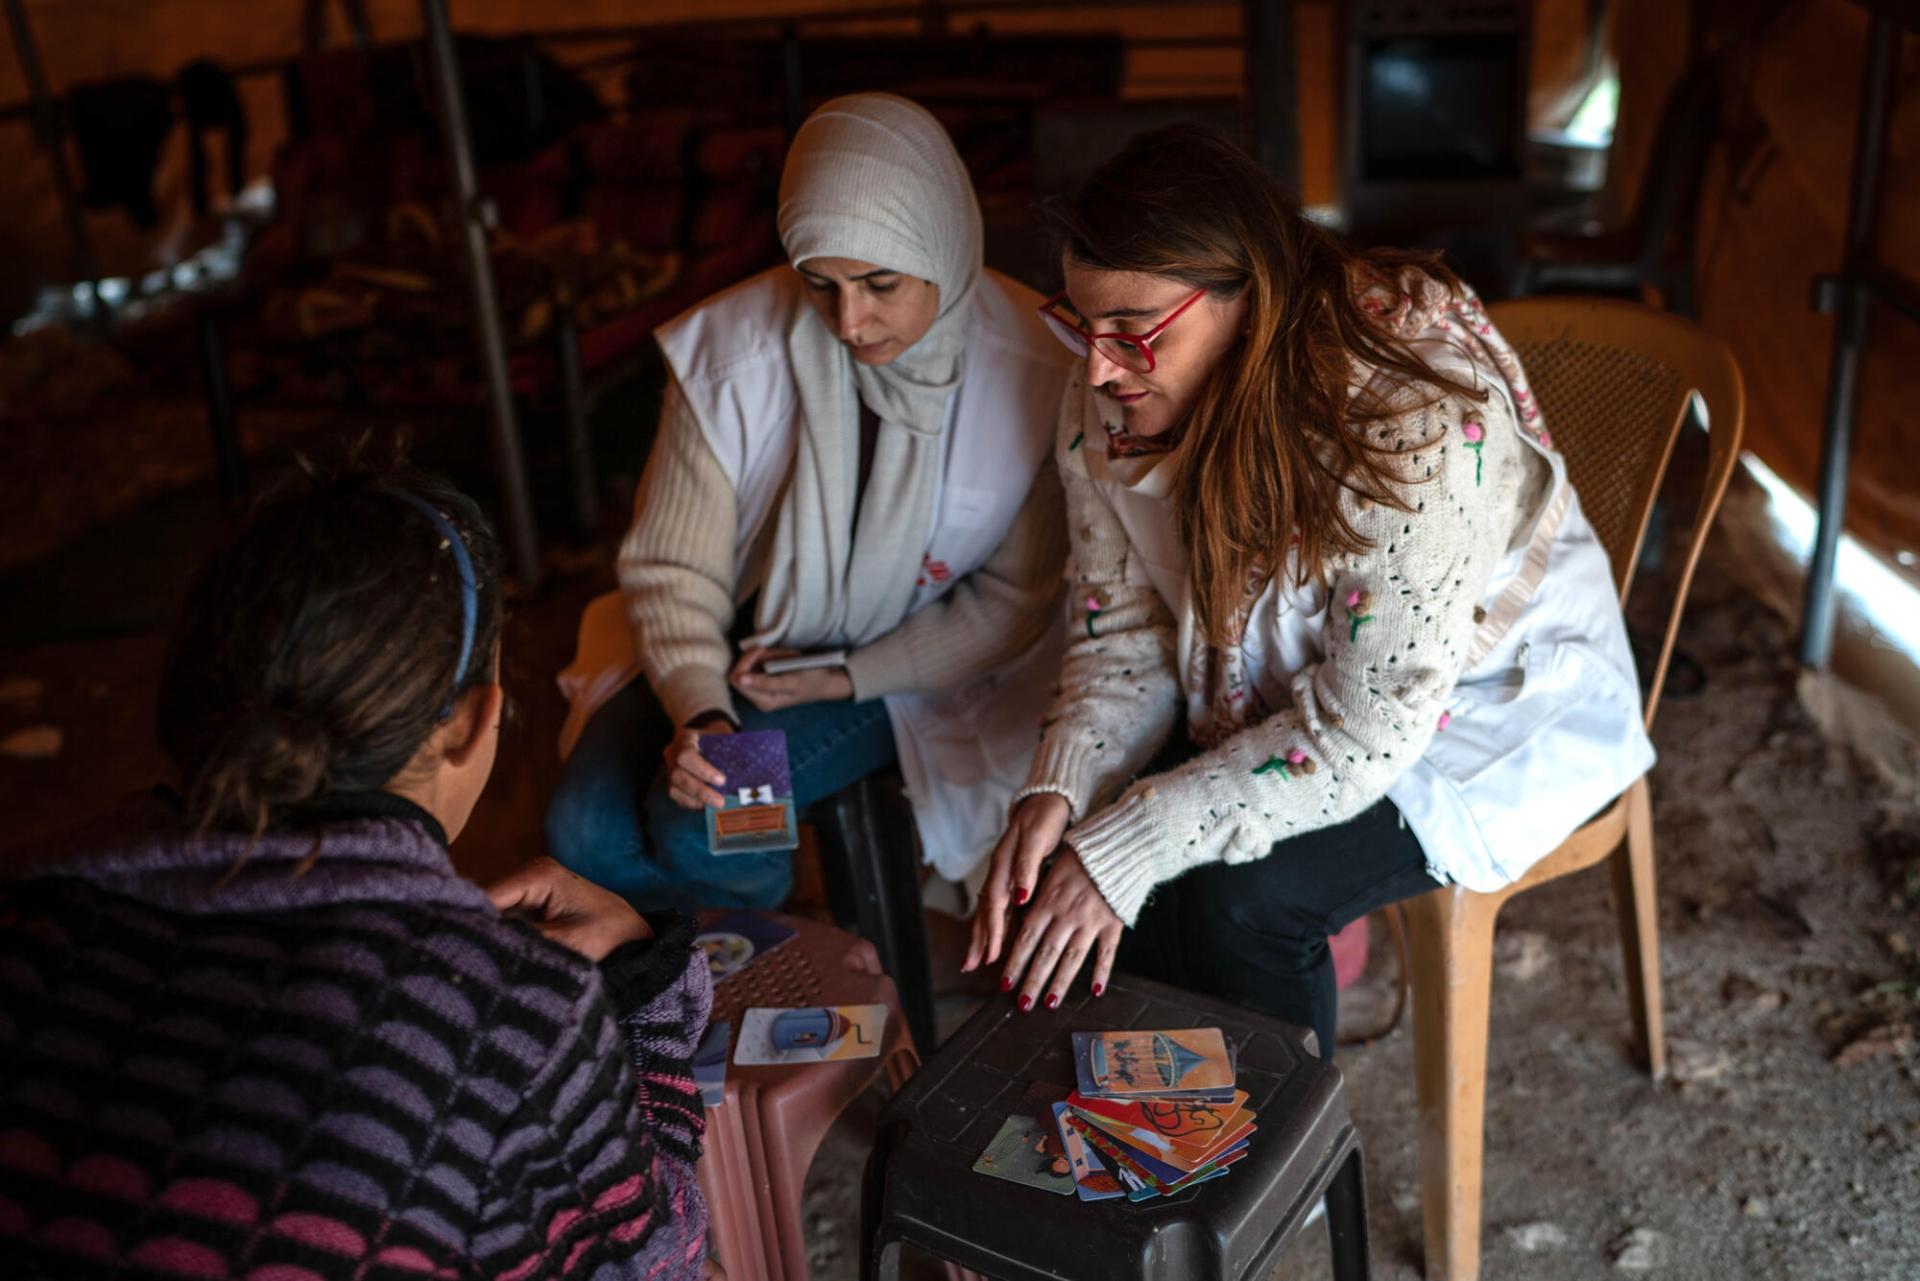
[0,0,1590,309]
[3,0,1914,569]
[1610,0,1919,566]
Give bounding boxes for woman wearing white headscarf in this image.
[548,94,1072,909]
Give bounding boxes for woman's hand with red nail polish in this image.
[964,793,1071,977]
[1001,846,1124,1013]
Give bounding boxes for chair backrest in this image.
[1487,297,1745,731]
[1628,56,1722,268]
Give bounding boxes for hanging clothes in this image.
[67,78,174,228]
[177,60,249,216]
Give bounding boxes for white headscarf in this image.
[752,93,983,650]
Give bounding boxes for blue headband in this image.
[381,489,478,713]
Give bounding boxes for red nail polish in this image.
[999,975,1013,992]
[1018,994,1033,1012]
[1015,887,1030,904]
[1045,993,1060,1009]
[1093,982,1105,997]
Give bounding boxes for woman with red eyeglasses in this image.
[964,126,1653,1059]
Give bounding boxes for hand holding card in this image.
[702,731,799,854]
[663,722,730,811]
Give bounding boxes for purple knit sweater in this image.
[0,792,711,1280]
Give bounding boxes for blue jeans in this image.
[545,678,899,911]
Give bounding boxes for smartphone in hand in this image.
[759,650,849,676]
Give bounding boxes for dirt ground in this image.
[2,394,1918,1280]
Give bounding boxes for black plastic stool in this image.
[862,974,1369,1281]
[810,769,939,1055]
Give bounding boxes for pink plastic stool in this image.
[696,913,920,1281]
[1331,915,1371,991]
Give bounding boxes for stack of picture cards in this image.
[1028,1027,1254,1204]
[971,1028,1253,1203]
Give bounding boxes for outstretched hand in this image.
[487,857,652,962]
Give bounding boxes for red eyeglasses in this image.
[1037,287,1209,374]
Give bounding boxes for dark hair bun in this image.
[188,705,332,833]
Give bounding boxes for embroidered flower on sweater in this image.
[1253,747,1317,780]
[1083,589,1108,638]
[1345,589,1375,642]
[1462,419,1486,486]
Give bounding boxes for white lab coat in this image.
[1083,375,1654,891]
[558,267,1071,879]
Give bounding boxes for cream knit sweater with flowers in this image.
[1016,294,1551,926]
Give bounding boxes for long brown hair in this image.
[157,464,504,837]
[1043,125,1485,645]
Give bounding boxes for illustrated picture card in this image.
[1051,1102,1125,1202]
[702,730,799,854]
[1072,1028,1236,1099]
[732,1004,886,1066]
[695,912,797,979]
[972,1113,1076,1195]
[693,1020,730,1108]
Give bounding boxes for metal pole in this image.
[1243,0,1300,192]
[4,0,97,285]
[782,24,805,139]
[556,312,597,540]
[197,310,245,507]
[419,0,543,589]
[1798,13,1896,668]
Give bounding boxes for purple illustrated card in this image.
[703,730,799,854]
[696,912,797,979]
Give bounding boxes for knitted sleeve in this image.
[1067,391,1533,925]
[617,377,741,729]
[599,912,712,1168]
[473,970,705,1281]
[1011,373,1183,821]
[843,460,1068,700]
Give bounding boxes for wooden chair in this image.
[1403,297,1745,1281]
